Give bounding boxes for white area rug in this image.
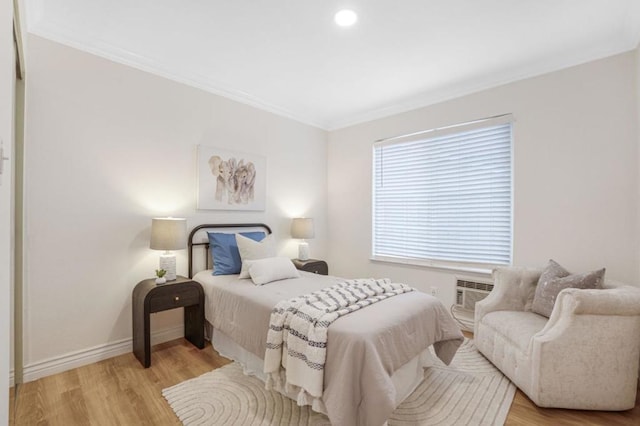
[163,339,515,426]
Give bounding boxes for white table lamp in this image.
[291,217,314,261]
[150,217,187,281]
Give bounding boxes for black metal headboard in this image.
[187,223,273,278]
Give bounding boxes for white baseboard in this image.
[22,325,185,383]
[149,324,186,346]
[10,369,14,387]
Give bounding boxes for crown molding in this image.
[29,23,329,131]
[29,18,640,133]
[326,39,638,131]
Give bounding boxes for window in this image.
[372,115,512,267]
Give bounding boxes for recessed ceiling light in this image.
[334,9,358,27]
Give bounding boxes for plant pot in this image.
[155,277,167,284]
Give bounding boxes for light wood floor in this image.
[9,338,640,425]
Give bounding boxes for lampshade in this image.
[150,218,187,250]
[291,218,315,239]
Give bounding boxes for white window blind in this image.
[372,116,513,266]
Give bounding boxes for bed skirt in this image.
[206,322,436,416]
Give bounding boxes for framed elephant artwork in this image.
[196,145,266,211]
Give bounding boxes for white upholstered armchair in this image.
[474,266,640,410]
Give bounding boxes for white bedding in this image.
[194,270,464,426]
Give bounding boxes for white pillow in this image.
[236,233,276,278]
[248,257,300,285]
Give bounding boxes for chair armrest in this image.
[474,266,541,333]
[530,286,640,409]
[539,286,640,333]
[565,286,640,315]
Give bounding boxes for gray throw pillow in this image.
[531,260,605,318]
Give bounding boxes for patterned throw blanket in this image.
[263,278,414,402]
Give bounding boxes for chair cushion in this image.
[480,311,548,353]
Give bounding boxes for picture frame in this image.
[197,145,266,211]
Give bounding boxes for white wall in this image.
[22,35,328,378]
[20,34,640,383]
[637,44,640,281]
[0,0,14,421]
[328,51,639,307]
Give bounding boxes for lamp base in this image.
[298,242,310,261]
[159,253,177,281]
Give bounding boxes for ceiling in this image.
[25,0,640,130]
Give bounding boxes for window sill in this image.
[370,255,496,276]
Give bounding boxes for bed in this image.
[188,223,464,426]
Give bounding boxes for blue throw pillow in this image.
[208,232,266,275]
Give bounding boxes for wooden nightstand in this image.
[292,259,328,275]
[132,276,204,368]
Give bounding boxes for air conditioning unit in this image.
[455,278,494,312]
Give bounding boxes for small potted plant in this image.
[155,269,167,284]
